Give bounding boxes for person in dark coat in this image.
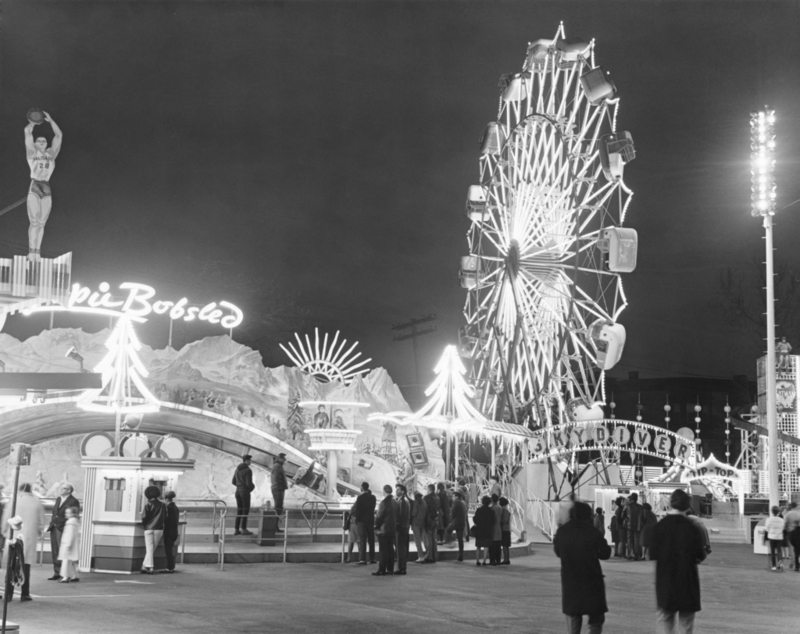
[436,482,450,544]
[354,481,377,564]
[233,454,256,535]
[640,502,657,560]
[423,484,440,563]
[609,508,620,554]
[446,490,467,561]
[270,453,288,521]
[613,497,627,558]
[373,485,397,576]
[473,495,495,566]
[47,482,80,580]
[553,501,612,634]
[162,491,180,573]
[489,493,503,565]
[141,486,166,574]
[622,492,643,560]
[649,489,707,633]
[593,508,605,535]
[394,484,411,574]
[410,492,429,563]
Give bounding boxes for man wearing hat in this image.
[232,455,256,536]
[46,482,80,580]
[271,453,288,521]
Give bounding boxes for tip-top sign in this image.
[24,281,243,329]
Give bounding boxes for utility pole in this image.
[392,314,437,407]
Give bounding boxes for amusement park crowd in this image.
[555,489,708,634]
[342,475,512,575]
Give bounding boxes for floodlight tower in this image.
[750,107,779,508]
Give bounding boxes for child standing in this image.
[765,505,786,571]
[58,507,80,582]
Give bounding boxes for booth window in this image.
[104,478,126,513]
[149,478,168,498]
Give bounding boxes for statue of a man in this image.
[777,336,793,371]
[24,112,63,260]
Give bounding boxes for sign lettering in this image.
[62,282,244,328]
[527,420,696,467]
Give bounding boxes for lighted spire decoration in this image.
[78,316,160,454]
[408,345,486,480]
[413,345,486,431]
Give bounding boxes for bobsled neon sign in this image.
[24,282,244,328]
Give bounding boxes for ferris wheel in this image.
[459,24,638,427]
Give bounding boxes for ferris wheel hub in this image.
[506,240,521,280]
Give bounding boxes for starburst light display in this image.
[280,328,371,385]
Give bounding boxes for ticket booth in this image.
[78,455,194,573]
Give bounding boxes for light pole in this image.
[750,107,779,508]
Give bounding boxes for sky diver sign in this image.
[23,281,243,328]
[527,420,696,465]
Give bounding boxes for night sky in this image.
[2,1,800,404]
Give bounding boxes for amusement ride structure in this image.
[460,24,637,429]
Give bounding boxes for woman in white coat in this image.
[58,507,80,582]
[3,483,46,601]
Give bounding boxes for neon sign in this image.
[23,281,243,328]
[527,420,696,465]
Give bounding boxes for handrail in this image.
[180,510,187,565]
[300,501,329,536]
[179,498,228,541]
[282,511,289,563]
[218,508,227,571]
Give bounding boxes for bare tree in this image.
[718,254,800,347]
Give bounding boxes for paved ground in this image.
[4,543,798,634]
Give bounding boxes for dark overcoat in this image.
[553,519,612,616]
[448,498,467,532]
[472,505,495,541]
[649,514,706,612]
[354,490,377,526]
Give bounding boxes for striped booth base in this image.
[90,521,177,573]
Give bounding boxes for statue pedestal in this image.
[79,456,194,573]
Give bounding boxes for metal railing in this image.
[280,504,348,563]
[527,495,558,541]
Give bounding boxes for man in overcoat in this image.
[447,490,467,561]
[622,492,644,560]
[373,485,397,576]
[649,489,707,633]
[270,453,288,522]
[47,482,80,580]
[422,484,440,563]
[354,481,377,564]
[234,454,256,535]
[553,501,612,633]
[394,484,411,574]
